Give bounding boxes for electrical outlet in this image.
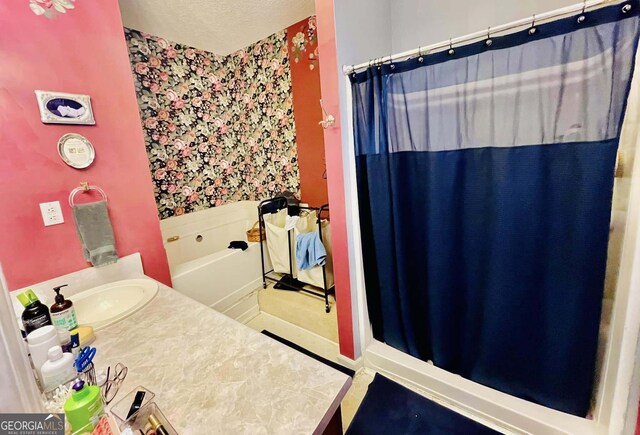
[39,201,64,226]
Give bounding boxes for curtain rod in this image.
[343,0,622,74]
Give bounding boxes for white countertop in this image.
[93,279,351,435]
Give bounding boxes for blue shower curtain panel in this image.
[351,3,640,417]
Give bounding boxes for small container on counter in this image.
[110,387,177,434]
[26,325,59,387]
[17,289,52,334]
[70,331,80,357]
[40,345,76,392]
[148,413,170,435]
[50,284,78,331]
[64,379,104,434]
[56,327,72,353]
[70,325,96,348]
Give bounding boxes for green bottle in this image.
[64,380,104,433]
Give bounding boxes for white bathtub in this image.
[160,201,270,322]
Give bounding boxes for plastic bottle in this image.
[26,325,60,386]
[56,327,72,353]
[64,380,104,434]
[70,331,80,357]
[40,345,76,392]
[50,284,78,331]
[17,289,52,334]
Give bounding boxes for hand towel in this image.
[295,231,327,271]
[73,200,118,267]
[285,215,300,231]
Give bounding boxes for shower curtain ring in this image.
[485,27,493,46]
[389,54,395,70]
[529,14,537,35]
[418,46,424,62]
[622,3,632,13]
[577,1,587,23]
[448,38,455,55]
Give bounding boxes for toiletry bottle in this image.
[148,414,169,435]
[64,379,104,434]
[70,331,80,357]
[50,284,78,330]
[56,327,72,353]
[26,325,60,386]
[71,326,96,347]
[17,289,52,334]
[40,345,76,392]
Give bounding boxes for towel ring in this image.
[68,182,108,207]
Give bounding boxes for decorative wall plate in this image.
[35,90,96,125]
[57,133,95,169]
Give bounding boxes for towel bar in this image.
[68,182,108,207]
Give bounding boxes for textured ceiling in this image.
[119,0,315,55]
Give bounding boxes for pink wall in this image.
[0,0,171,290]
[314,0,355,358]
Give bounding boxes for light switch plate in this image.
[39,201,64,226]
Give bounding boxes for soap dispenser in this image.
[50,284,78,331]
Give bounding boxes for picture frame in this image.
[34,90,96,125]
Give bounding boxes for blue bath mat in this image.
[346,374,500,435]
[261,330,355,377]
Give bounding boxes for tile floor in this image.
[244,282,373,430]
[257,282,338,342]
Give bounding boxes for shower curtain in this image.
[351,3,639,416]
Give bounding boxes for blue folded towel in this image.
[296,231,327,270]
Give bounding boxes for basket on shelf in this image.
[246,221,266,242]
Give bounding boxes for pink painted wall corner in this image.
[0,0,171,290]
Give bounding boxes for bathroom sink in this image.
[70,279,158,331]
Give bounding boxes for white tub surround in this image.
[161,201,260,266]
[160,201,270,322]
[96,279,351,434]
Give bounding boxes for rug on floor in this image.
[260,330,355,377]
[346,374,500,435]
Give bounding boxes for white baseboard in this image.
[244,312,342,362]
[337,355,364,372]
[365,341,596,435]
[217,290,260,324]
[230,302,260,324]
[213,277,262,313]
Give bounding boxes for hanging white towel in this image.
[285,215,299,231]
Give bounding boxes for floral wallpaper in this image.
[290,16,318,70]
[124,28,300,219]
